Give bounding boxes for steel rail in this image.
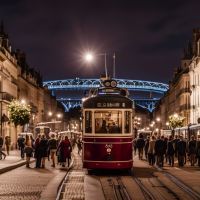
[163,172,200,200]
[134,177,157,200]
[108,177,131,200]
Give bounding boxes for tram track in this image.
[131,168,182,200]
[133,177,157,200]
[100,176,134,200]
[132,165,200,200]
[162,171,200,200]
[109,177,131,200]
[153,165,200,200]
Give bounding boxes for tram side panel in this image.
[83,137,133,169]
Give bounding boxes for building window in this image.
[124,111,131,133]
[85,111,92,133]
[94,111,122,134]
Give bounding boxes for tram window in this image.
[85,111,92,133]
[124,111,131,133]
[94,111,122,133]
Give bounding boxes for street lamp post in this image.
[84,52,108,79]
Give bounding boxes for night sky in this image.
[0,0,200,83]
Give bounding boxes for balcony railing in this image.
[0,92,14,102]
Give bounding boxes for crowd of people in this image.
[133,133,200,167]
[4,133,83,169]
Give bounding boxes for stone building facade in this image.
[0,22,65,148]
[154,29,200,129]
[0,23,18,146]
[189,29,200,124]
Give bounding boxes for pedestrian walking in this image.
[17,135,25,159]
[0,136,6,159]
[136,133,145,160]
[188,135,197,166]
[24,135,33,168]
[77,137,83,155]
[5,136,11,155]
[57,136,72,167]
[133,138,137,155]
[173,135,180,158]
[39,135,48,168]
[163,137,168,163]
[196,140,200,167]
[167,135,175,166]
[144,136,150,160]
[48,134,57,167]
[148,135,156,165]
[177,135,187,167]
[155,135,165,167]
[34,134,41,168]
[56,135,62,165]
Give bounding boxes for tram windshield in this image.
[95,111,122,133]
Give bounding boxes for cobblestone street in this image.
[0,159,65,200]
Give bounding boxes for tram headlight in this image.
[107,148,112,154]
[103,80,111,87]
[103,80,117,88]
[110,80,117,87]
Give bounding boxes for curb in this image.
[0,159,35,174]
[40,156,75,200]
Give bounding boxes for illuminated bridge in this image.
[43,78,169,112]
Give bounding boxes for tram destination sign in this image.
[97,102,126,108]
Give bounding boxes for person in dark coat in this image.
[136,133,145,160]
[133,138,137,155]
[39,135,48,168]
[177,135,187,167]
[167,135,175,166]
[0,136,6,159]
[57,136,72,167]
[188,135,197,166]
[196,140,200,167]
[5,136,11,155]
[34,134,41,168]
[163,137,168,163]
[144,137,150,160]
[155,135,165,167]
[77,137,83,155]
[17,135,25,159]
[173,135,180,158]
[148,135,156,165]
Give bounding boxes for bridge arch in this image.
[43,78,168,112]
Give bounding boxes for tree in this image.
[8,100,31,127]
[168,114,184,130]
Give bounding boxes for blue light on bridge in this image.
[43,78,168,112]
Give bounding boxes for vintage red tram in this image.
[82,79,134,170]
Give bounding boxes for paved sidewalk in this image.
[0,149,73,200]
[0,150,27,174]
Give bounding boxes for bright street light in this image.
[21,99,26,104]
[83,52,108,79]
[156,117,160,122]
[48,111,53,116]
[84,52,94,62]
[57,113,62,119]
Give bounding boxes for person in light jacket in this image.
[148,135,156,165]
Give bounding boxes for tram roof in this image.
[82,94,133,109]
